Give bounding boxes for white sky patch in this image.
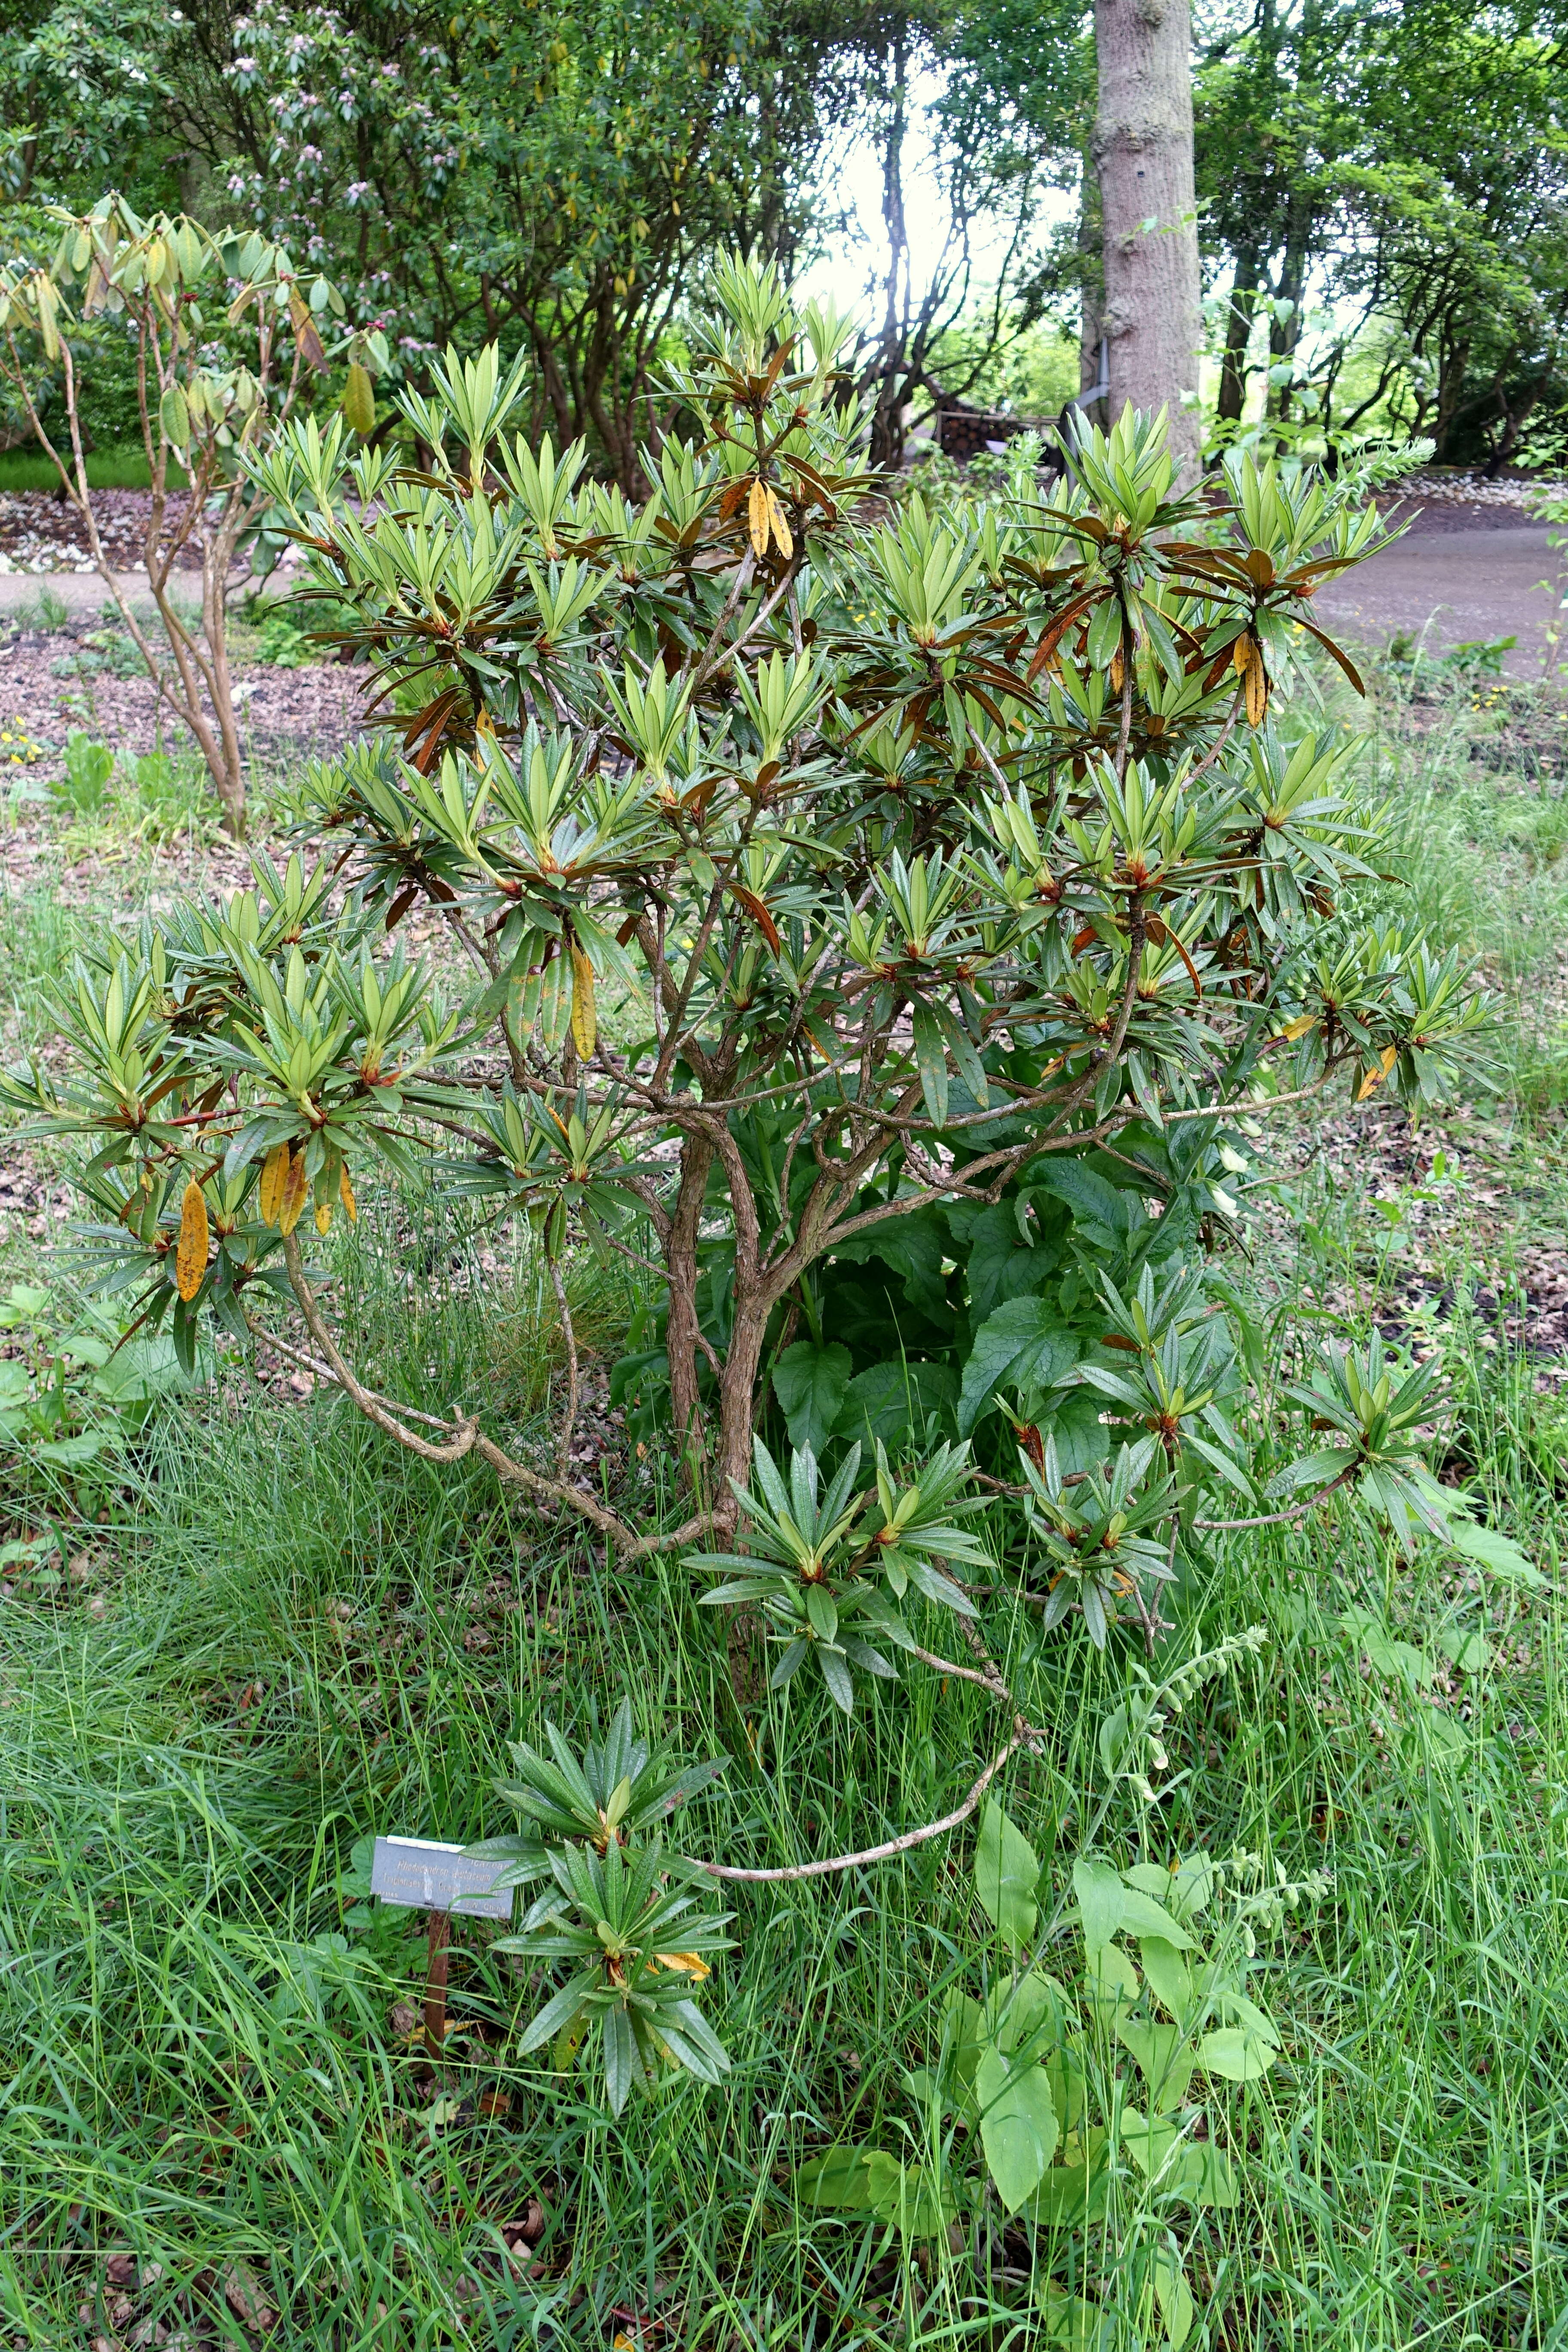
[792,74,1039,325]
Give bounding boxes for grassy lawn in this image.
[0,652,1565,2349]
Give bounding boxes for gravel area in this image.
[1400,469,1559,513]
[0,486,208,575]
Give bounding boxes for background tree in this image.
[0,196,382,833]
[158,0,839,489]
[0,0,180,209]
[1194,0,1568,462]
[1093,0,1203,466]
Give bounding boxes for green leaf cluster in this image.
[688,1436,990,1713]
[799,1767,1331,2342]
[475,1702,732,2117]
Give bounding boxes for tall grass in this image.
[0,884,86,1058]
[1357,674,1568,1122]
[0,662,1565,2346]
[0,1217,1563,2346]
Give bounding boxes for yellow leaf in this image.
[747,476,769,559]
[653,1951,711,1979]
[569,942,597,1058]
[1355,1043,1400,1101]
[1280,1014,1317,1041]
[315,1200,333,1235]
[257,1141,291,1226]
[339,1164,358,1223]
[1232,637,1249,674]
[34,273,60,363]
[175,1179,209,1301]
[764,485,793,561]
[1243,644,1268,727]
[277,1149,310,1235]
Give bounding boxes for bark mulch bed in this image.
[2,609,366,787]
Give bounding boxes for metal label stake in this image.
[369,1837,511,2061]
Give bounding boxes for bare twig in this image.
[276,1229,711,1558]
[906,1642,1013,1699]
[684,1731,1030,1883]
[1194,1461,1356,1530]
[247,1320,455,1428]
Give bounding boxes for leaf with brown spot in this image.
[258,1142,291,1228]
[175,1179,209,1300]
[569,942,597,1058]
[338,1164,358,1223]
[1243,643,1268,726]
[277,1151,310,1236]
[1356,1043,1399,1101]
[315,1200,333,1235]
[764,486,793,560]
[747,477,769,559]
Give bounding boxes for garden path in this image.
[1314,498,1562,682]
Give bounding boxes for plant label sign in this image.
[370,1835,512,1919]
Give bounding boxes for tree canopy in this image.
[1,0,1563,462]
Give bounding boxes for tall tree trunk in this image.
[1265,0,1320,427]
[869,29,910,473]
[1268,195,1312,421]
[1077,160,1108,427]
[1217,243,1262,424]
[1092,0,1201,472]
